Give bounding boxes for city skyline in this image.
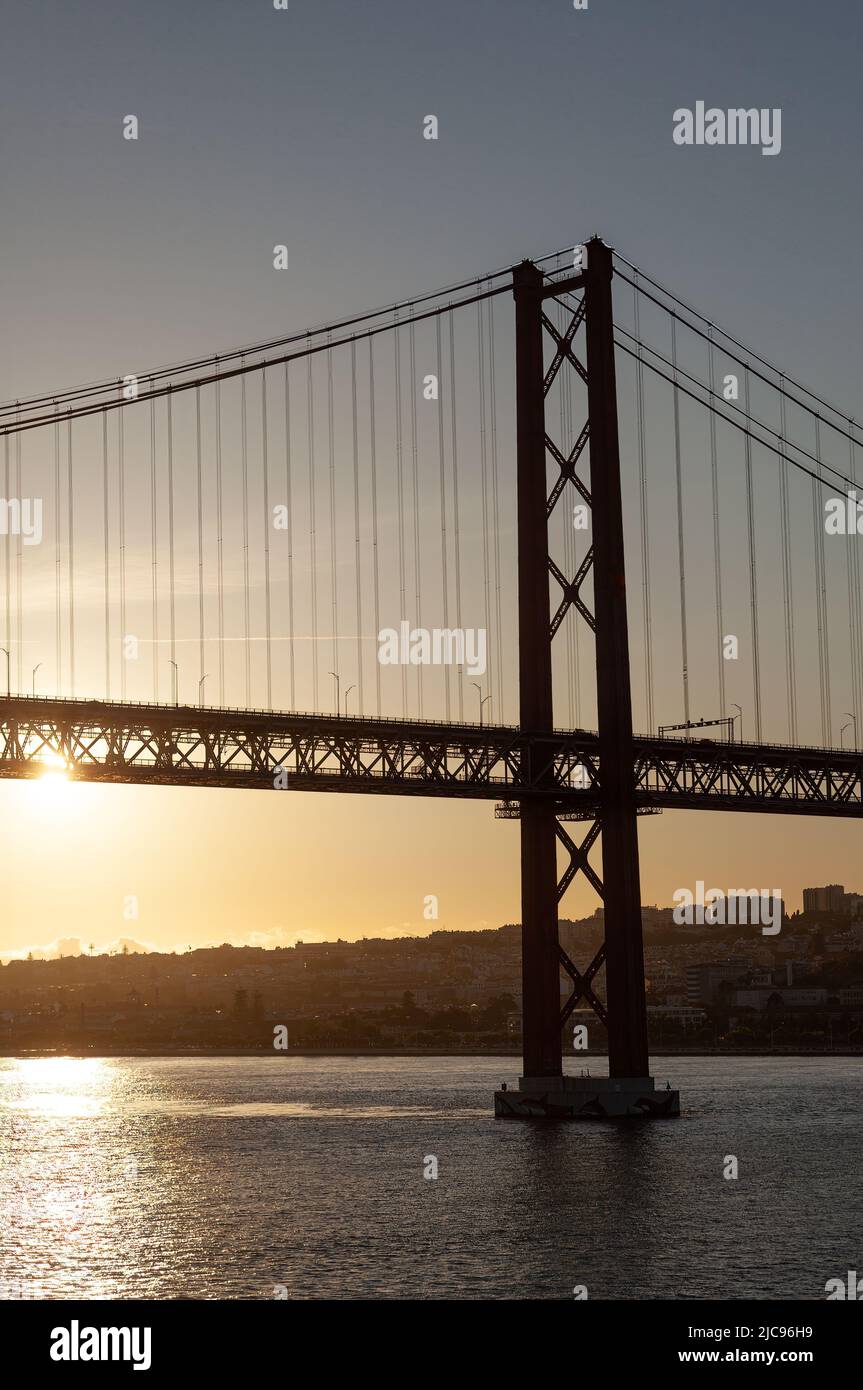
[1,873,859,964]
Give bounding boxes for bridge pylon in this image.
[496,239,679,1120]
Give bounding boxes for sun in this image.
[34,751,73,809]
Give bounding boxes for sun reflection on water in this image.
[1,1057,111,1117]
[0,1058,144,1298]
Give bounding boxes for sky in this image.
[1,0,862,958]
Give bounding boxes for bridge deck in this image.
[0,695,861,817]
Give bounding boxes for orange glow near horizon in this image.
[0,768,861,963]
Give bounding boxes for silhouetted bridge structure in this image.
[3,235,863,1117]
[2,695,862,817]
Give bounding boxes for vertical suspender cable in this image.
[118,396,126,701]
[3,430,10,685]
[284,363,296,708]
[216,360,225,703]
[328,335,339,699]
[167,385,176,695]
[812,417,826,742]
[636,279,654,731]
[195,384,205,696]
[436,314,451,722]
[53,406,60,693]
[150,380,157,700]
[241,359,250,706]
[477,298,490,718]
[410,318,423,716]
[449,313,464,721]
[707,325,724,724]
[369,338,382,715]
[307,346,318,713]
[4,425,12,681]
[488,286,504,723]
[67,414,75,696]
[778,380,797,742]
[849,424,861,735]
[261,368,272,708]
[743,368,761,742]
[813,417,831,743]
[103,409,110,697]
[671,318,689,724]
[393,311,407,716]
[16,407,22,692]
[351,340,363,714]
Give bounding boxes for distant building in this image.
[732,987,829,1011]
[750,962,808,988]
[686,959,752,1005]
[647,1005,706,1029]
[825,933,863,954]
[803,885,845,914]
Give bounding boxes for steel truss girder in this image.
[0,720,515,796]
[554,817,607,1029]
[545,425,591,518]
[540,293,595,643]
[559,942,608,1028]
[555,818,603,900]
[542,300,587,395]
[549,548,596,637]
[541,307,587,389]
[0,701,861,814]
[634,737,863,815]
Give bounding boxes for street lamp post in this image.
[32,663,42,697]
[732,703,743,742]
[344,684,356,715]
[329,671,340,716]
[841,723,851,749]
[198,674,208,706]
[169,660,179,707]
[843,712,857,751]
[471,681,491,727]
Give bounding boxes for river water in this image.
[0,1054,858,1300]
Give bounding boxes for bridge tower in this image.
[496,238,679,1119]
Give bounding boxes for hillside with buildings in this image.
[2,887,863,1053]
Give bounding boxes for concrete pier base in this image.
[494,1074,680,1120]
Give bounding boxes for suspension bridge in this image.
[2,236,862,1118]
